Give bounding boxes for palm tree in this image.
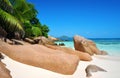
[0,0,49,39]
[0,0,25,39]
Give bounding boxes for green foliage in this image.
[0,0,13,14]
[42,25,49,32]
[32,27,42,37]
[41,25,49,37]
[0,0,49,39]
[0,8,24,35]
[25,28,32,37]
[23,21,32,29]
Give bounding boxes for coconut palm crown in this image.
[0,0,49,39]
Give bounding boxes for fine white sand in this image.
[2,55,120,78]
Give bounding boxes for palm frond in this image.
[0,8,25,36]
[12,0,32,22]
[0,0,13,13]
[22,3,38,15]
[13,0,30,12]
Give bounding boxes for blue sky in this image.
[27,0,120,38]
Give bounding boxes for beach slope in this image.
[2,55,120,78]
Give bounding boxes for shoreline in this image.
[2,54,120,78]
[56,40,120,56]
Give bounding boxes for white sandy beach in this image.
[2,54,120,78]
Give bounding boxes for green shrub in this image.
[32,26,42,37]
[25,28,33,37]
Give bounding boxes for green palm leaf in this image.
[0,8,25,36]
[0,0,13,13]
[13,0,30,13]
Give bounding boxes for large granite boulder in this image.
[24,38,36,44]
[0,62,12,78]
[45,45,92,61]
[23,36,57,45]
[48,36,58,41]
[0,61,12,78]
[74,35,107,55]
[0,53,12,78]
[34,36,56,45]
[0,41,79,75]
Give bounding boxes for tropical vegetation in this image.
[0,0,49,39]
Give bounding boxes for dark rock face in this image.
[0,53,4,60]
[0,27,7,37]
[85,64,107,77]
[73,35,108,55]
[0,27,7,42]
[14,32,21,40]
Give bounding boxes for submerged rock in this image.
[100,50,108,55]
[59,43,65,46]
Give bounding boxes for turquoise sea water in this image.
[56,38,120,56]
